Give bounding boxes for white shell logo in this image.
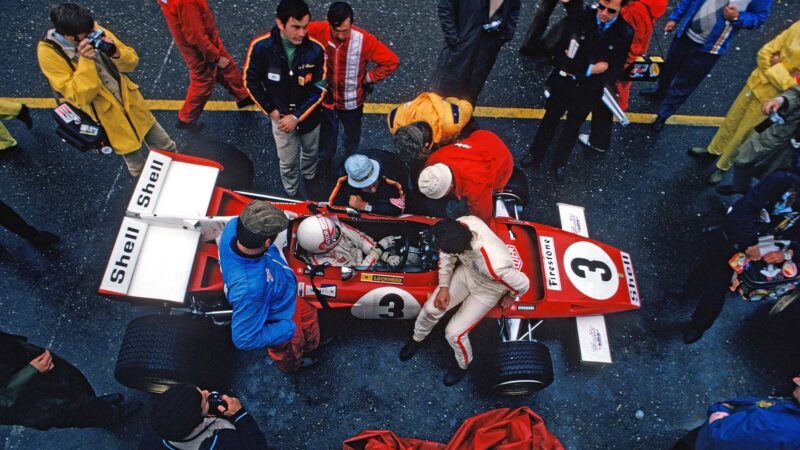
[563,241,618,300]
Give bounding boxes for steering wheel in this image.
[388,234,410,270]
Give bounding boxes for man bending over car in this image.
[399,216,529,386]
[296,215,402,267]
[219,201,322,371]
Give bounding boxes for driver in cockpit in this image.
[296,215,402,268]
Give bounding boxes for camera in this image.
[86,30,117,57]
[207,391,228,416]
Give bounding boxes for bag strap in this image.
[40,38,102,123]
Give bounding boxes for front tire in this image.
[115,314,231,394]
[489,340,554,396]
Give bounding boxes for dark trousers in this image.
[433,33,505,105]
[685,230,736,333]
[520,0,583,52]
[655,34,720,119]
[45,399,116,429]
[588,98,614,151]
[672,426,701,450]
[318,106,364,162]
[0,200,38,240]
[529,75,599,168]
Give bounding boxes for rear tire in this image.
[490,340,554,396]
[115,314,231,394]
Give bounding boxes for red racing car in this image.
[101,151,641,395]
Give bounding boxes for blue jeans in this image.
[318,106,364,162]
[656,34,720,119]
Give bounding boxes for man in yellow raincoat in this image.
[37,2,176,177]
[689,20,800,185]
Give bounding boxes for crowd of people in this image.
[2,0,800,448]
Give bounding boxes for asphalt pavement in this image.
[1,0,799,449]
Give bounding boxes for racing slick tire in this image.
[503,166,530,206]
[490,340,554,396]
[181,137,254,190]
[115,314,231,394]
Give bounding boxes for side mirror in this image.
[341,266,354,281]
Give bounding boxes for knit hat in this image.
[150,384,203,441]
[393,123,427,166]
[236,201,289,249]
[418,163,453,199]
[345,155,381,188]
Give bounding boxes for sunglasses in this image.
[594,3,619,14]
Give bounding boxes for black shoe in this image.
[640,86,665,100]
[552,165,566,181]
[108,399,143,428]
[681,325,704,345]
[399,338,423,361]
[443,366,468,386]
[298,355,319,370]
[98,393,125,406]
[17,104,32,129]
[520,152,541,168]
[578,134,606,153]
[176,119,205,133]
[26,231,60,248]
[236,97,255,109]
[650,116,666,133]
[715,185,745,196]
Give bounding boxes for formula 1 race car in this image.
[100,150,641,395]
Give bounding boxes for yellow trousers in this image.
[0,100,22,150]
[707,88,767,171]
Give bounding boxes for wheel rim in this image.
[492,379,545,396]
[141,377,183,394]
[770,293,800,315]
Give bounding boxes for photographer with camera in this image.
[37,2,176,177]
[140,384,268,450]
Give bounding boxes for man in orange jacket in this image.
[157,0,253,131]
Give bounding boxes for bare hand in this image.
[499,294,516,309]
[761,97,784,115]
[102,36,120,58]
[664,20,676,33]
[791,69,800,78]
[348,195,368,210]
[709,411,730,423]
[745,245,761,261]
[77,38,97,59]
[591,61,609,75]
[434,288,450,311]
[722,5,739,21]
[278,114,298,132]
[769,53,781,66]
[217,56,230,69]
[763,250,786,264]
[219,395,242,417]
[29,350,54,374]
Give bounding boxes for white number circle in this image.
[563,241,618,300]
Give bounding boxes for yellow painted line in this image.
[1,97,725,127]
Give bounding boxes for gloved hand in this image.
[380,252,401,266]
[377,235,401,251]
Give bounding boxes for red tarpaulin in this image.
[343,407,564,450]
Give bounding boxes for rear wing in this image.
[99,151,222,304]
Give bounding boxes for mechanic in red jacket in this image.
[307,2,399,173]
[414,130,514,224]
[157,0,253,131]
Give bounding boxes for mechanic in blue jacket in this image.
[642,0,772,131]
[681,171,800,344]
[219,201,321,371]
[673,375,800,449]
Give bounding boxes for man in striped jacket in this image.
[399,217,530,386]
[308,2,399,174]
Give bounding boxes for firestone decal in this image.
[539,236,561,290]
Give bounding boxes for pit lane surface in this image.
[1,1,799,448]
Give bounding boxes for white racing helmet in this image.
[297,215,342,254]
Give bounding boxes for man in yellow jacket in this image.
[387,92,474,166]
[38,3,176,177]
[689,20,800,185]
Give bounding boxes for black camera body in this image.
[207,391,228,416]
[86,30,117,57]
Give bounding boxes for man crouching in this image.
[219,201,321,371]
[399,217,529,386]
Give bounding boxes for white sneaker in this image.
[578,134,606,153]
